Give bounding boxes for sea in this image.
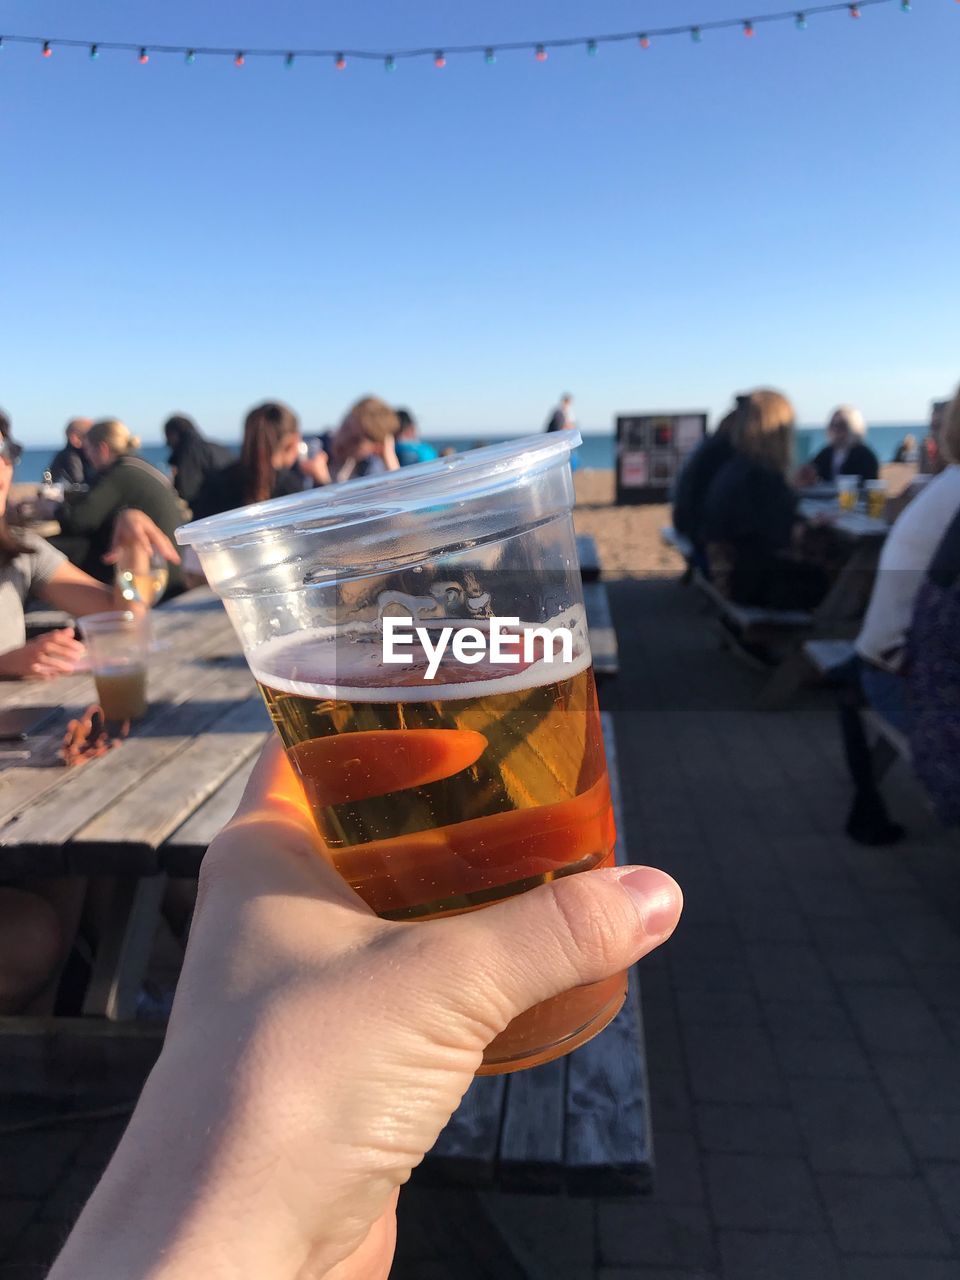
[13,425,922,486]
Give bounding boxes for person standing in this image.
[545,393,575,434]
[48,418,96,487]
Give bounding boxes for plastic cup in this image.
[178,433,625,1074]
[77,610,150,721]
[864,479,887,520]
[836,475,859,512]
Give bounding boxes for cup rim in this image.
[175,431,581,552]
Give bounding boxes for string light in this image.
[2,1,913,74]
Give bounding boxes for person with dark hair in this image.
[545,394,575,434]
[163,414,235,508]
[394,408,438,466]
[192,402,303,517]
[672,414,737,571]
[48,418,96,488]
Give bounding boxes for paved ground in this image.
[3,568,960,1278]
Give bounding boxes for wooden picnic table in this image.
[799,498,889,539]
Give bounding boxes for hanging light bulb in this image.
[743,20,755,36]
[691,26,703,42]
[234,52,245,67]
[484,48,496,64]
[284,52,295,68]
[434,51,446,68]
[186,49,196,64]
[138,48,149,64]
[849,4,861,16]
[900,0,911,10]
[385,54,396,72]
[42,40,52,57]
[638,34,651,49]
[795,11,808,27]
[587,40,599,57]
[535,44,548,61]
[89,43,99,60]
[335,53,346,70]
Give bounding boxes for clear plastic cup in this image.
[77,610,150,721]
[836,474,859,512]
[177,433,624,1074]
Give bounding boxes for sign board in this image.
[615,412,708,505]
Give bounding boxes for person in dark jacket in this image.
[191,402,303,519]
[48,419,96,488]
[163,415,235,509]
[701,389,828,610]
[672,418,736,570]
[808,406,879,485]
[55,419,185,596]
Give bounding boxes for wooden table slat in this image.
[161,754,259,875]
[496,1056,567,1192]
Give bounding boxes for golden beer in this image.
[253,629,623,1072]
[94,667,148,721]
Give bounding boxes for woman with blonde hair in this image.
[806,405,879,486]
[55,418,184,595]
[330,396,401,482]
[701,389,830,609]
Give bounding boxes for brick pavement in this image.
[3,568,960,1278]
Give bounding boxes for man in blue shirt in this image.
[395,409,439,466]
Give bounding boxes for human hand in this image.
[793,463,818,489]
[299,449,331,487]
[0,628,86,680]
[52,740,682,1280]
[103,508,180,568]
[380,433,400,471]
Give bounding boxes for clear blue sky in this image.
[1,0,957,445]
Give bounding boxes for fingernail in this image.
[619,867,683,938]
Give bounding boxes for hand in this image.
[51,740,682,1280]
[380,433,400,471]
[0,628,86,679]
[298,450,331,487]
[793,464,818,489]
[103,509,180,569]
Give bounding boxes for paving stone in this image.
[842,985,949,1054]
[790,878,867,920]
[682,1025,785,1105]
[648,1133,705,1206]
[34,1161,101,1224]
[480,1193,595,1278]
[695,1104,802,1156]
[718,1229,841,1279]
[729,902,811,944]
[912,964,960,1010]
[0,1133,83,1199]
[898,1111,960,1162]
[817,1173,952,1256]
[842,1261,960,1280]
[596,1270,719,1280]
[788,1077,912,1175]
[596,1201,715,1270]
[881,914,960,965]
[763,1000,856,1042]
[5,1219,71,1266]
[704,1154,824,1231]
[675,990,762,1028]
[923,1163,960,1237]
[771,1035,871,1081]
[746,943,836,1003]
[827,951,913,985]
[874,1055,960,1114]
[0,1200,38,1246]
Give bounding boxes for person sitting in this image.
[0,415,181,1013]
[191,402,305,518]
[700,389,830,611]
[838,385,960,843]
[48,418,96,488]
[807,406,879,486]
[394,408,438,466]
[330,397,401,483]
[163,414,235,508]
[919,398,952,475]
[671,413,737,573]
[892,433,917,464]
[53,419,184,596]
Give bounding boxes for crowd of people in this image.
[672,385,960,843]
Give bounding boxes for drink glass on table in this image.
[77,610,150,721]
[836,475,858,512]
[114,548,169,606]
[864,479,887,520]
[177,433,624,1074]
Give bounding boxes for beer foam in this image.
[249,623,592,703]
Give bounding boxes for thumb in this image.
[426,865,682,1031]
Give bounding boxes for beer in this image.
[116,565,169,606]
[94,666,148,721]
[252,627,623,1072]
[865,481,887,520]
[837,477,858,512]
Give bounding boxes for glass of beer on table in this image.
[864,479,887,520]
[77,610,149,721]
[836,474,858,512]
[177,433,624,1073]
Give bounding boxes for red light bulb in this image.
[744,20,755,36]
[535,45,548,61]
[234,52,245,67]
[42,41,52,57]
[139,48,149,64]
[639,35,651,49]
[335,54,346,70]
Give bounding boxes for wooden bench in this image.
[583,579,618,679]
[576,533,601,583]
[660,525,694,565]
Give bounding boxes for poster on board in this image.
[615,412,708,504]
